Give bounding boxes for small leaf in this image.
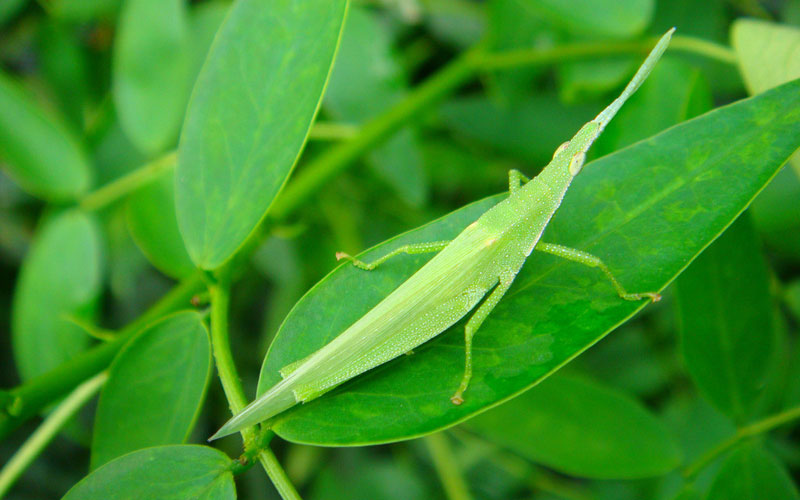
[258,79,800,445]
[63,445,235,500]
[464,374,681,479]
[732,19,800,175]
[707,442,800,500]
[325,6,427,206]
[0,71,91,201]
[12,211,103,381]
[127,169,195,278]
[113,0,191,154]
[175,0,348,269]
[91,312,211,470]
[674,215,776,422]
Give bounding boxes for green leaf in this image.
[50,0,120,21]
[175,0,348,269]
[0,71,91,201]
[707,442,800,500]
[464,374,681,479]
[750,166,800,259]
[63,445,235,500]
[258,79,800,445]
[12,211,103,381]
[188,1,229,84]
[127,169,195,278]
[325,5,427,206]
[526,0,654,38]
[91,312,211,470]
[732,19,800,176]
[113,0,191,154]
[674,215,776,422]
[37,21,91,128]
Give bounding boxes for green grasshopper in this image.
[210,28,673,441]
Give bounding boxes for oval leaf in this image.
[91,312,211,470]
[127,170,195,278]
[113,0,190,154]
[258,78,800,446]
[527,0,654,38]
[674,215,776,422]
[175,0,348,269]
[12,211,103,381]
[464,374,681,479]
[64,445,235,500]
[0,71,91,201]
[707,443,799,500]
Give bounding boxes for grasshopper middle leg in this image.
[336,240,451,271]
[451,273,516,405]
[536,242,661,302]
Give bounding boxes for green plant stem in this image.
[477,34,737,70]
[425,433,473,500]
[258,448,303,500]
[207,273,254,442]
[268,45,481,221]
[208,273,302,499]
[80,151,177,211]
[683,405,800,478]
[307,122,359,141]
[0,272,204,440]
[0,372,107,499]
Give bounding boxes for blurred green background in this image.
[1,0,800,498]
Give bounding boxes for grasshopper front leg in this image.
[536,242,661,302]
[336,240,451,270]
[508,169,530,194]
[451,272,516,405]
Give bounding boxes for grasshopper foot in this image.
[450,393,464,405]
[621,291,661,302]
[335,252,373,270]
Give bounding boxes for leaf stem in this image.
[268,45,481,221]
[258,448,303,500]
[0,272,205,440]
[682,405,800,478]
[425,433,473,500]
[476,34,737,70]
[207,272,253,442]
[208,271,303,499]
[308,122,359,141]
[79,151,176,212]
[0,372,107,498]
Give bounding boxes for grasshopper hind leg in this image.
[451,273,516,405]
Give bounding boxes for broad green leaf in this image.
[732,19,800,176]
[175,0,348,269]
[0,71,91,201]
[464,374,681,478]
[440,94,597,166]
[91,312,211,470]
[526,0,654,38]
[674,215,777,422]
[325,6,427,206]
[113,0,191,154]
[258,79,800,445]
[63,445,235,500]
[707,442,800,500]
[127,169,195,278]
[12,211,103,381]
[732,19,800,96]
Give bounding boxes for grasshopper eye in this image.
[568,152,586,176]
[553,141,570,159]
